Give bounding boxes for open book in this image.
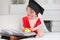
[0,29,36,36]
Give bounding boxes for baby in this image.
[21,6,44,37]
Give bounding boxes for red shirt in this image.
[22,16,41,34]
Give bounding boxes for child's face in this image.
[26,7,37,19]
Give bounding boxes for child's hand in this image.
[36,33,44,38]
[30,28,36,31]
[36,30,44,38]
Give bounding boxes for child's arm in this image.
[36,29,44,37]
[38,14,49,32]
[30,24,42,31]
[30,24,44,37]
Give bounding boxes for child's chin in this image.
[29,17,34,19]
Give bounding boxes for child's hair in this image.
[26,5,38,16]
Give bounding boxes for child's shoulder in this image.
[22,16,27,19]
[22,16,28,20]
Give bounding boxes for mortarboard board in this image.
[28,0,44,15]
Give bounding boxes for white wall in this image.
[0,0,11,14]
[52,21,60,32]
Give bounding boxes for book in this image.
[0,29,36,37]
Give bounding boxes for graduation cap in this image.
[28,0,44,15]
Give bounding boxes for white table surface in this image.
[22,32,60,40]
